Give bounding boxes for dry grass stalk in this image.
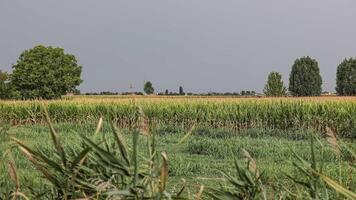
[159,152,169,192]
[325,127,340,157]
[241,149,259,176]
[346,159,355,190]
[11,192,30,200]
[94,117,104,134]
[195,185,204,200]
[95,180,115,193]
[7,160,20,200]
[138,107,149,135]
[177,124,196,145]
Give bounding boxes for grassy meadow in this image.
[0,96,355,199]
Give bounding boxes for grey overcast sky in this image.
[1,1,355,93]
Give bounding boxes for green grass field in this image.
[1,122,355,199]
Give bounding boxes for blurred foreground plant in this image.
[8,107,189,199]
[206,149,267,200]
[285,129,356,200]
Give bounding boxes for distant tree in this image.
[241,90,246,96]
[72,89,81,95]
[0,70,9,99]
[289,56,322,96]
[85,92,97,95]
[100,91,118,95]
[264,72,287,96]
[143,81,154,95]
[10,45,83,99]
[336,58,356,96]
[179,86,184,95]
[165,89,169,95]
[0,70,8,82]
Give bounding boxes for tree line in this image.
[264,56,355,96]
[0,45,355,100]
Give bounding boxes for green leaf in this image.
[111,122,130,166]
[42,105,67,167]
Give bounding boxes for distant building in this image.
[321,91,334,96]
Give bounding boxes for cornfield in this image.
[0,96,355,138]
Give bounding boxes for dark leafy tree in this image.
[336,58,356,96]
[264,72,287,96]
[143,81,154,95]
[10,45,82,99]
[289,56,322,96]
[179,86,184,95]
[165,89,169,95]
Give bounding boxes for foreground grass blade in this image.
[7,160,19,198]
[195,185,204,200]
[176,125,195,146]
[94,117,104,135]
[315,172,356,200]
[132,130,139,187]
[80,134,130,176]
[71,147,91,170]
[18,146,61,188]
[42,105,67,167]
[111,122,130,165]
[159,152,169,193]
[11,137,64,173]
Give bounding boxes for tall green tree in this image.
[263,72,287,96]
[143,81,154,95]
[10,45,83,99]
[336,58,356,96]
[289,56,322,96]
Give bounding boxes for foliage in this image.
[263,72,286,96]
[10,45,83,99]
[241,91,256,96]
[3,108,189,199]
[207,150,267,200]
[0,70,9,99]
[0,70,8,82]
[289,56,322,96]
[179,86,185,95]
[336,58,356,96]
[205,133,356,200]
[286,133,356,199]
[144,81,155,95]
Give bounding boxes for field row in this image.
[1,98,355,138]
